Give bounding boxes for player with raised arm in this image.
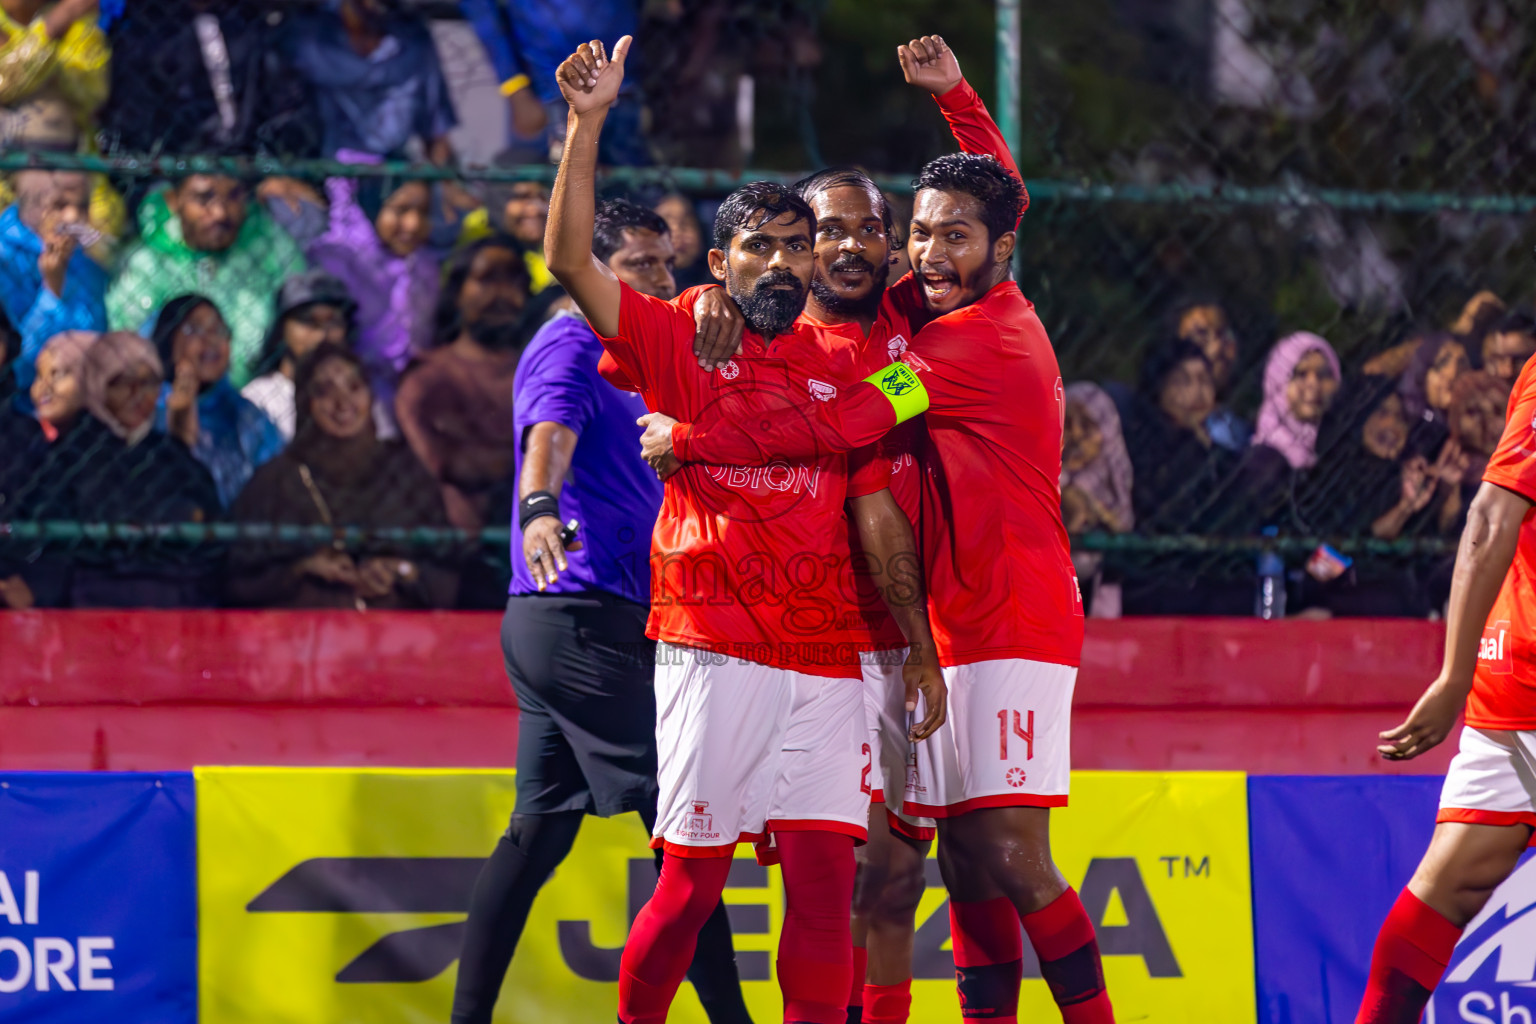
[544,37,945,1024]
[1356,358,1536,1021]
[642,153,1115,1024]
[672,36,1011,1024]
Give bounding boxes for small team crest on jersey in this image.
[887,334,909,361]
[718,360,741,380]
[808,379,837,402]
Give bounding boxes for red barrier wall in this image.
[0,611,1454,774]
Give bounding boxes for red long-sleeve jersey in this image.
[674,280,1083,669]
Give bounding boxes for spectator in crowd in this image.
[100,0,320,157]
[1433,370,1511,536]
[1481,307,1536,387]
[1061,382,1134,535]
[1397,330,1469,434]
[1249,332,1342,471]
[0,170,107,394]
[1126,340,1245,531]
[1123,340,1253,614]
[1284,379,1435,617]
[1173,298,1251,451]
[396,234,528,539]
[149,294,283,507]
[300,161,437,425]
[0,306,48,609]
[1451,288,1507,353]
[653,191,711,288]
[63,330,223,607]
[108,174,307,387]
[1060,381,1133,617]
[0,0,108,147]
[279,0,457,162]
[243,269,357,441]
[227,343,457,610]
[28,327,92,441]
[462,161,554,293]
[459,0,647,165]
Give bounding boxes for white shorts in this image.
[653,642,869,862]
[1438,726,1536,833]
[862,649,937,841]
[904,657,1075,818]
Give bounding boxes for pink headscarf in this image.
[1251,331,1342,470]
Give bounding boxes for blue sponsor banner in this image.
[0,772,196,1024]
[1250,775,1440,1024]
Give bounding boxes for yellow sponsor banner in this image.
[196,767,1252,1023]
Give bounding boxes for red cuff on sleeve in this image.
[672,421,693,462]
[934,77,979,111]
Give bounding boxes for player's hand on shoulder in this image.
[556,36,632,116]
[1377,676,1465,761]
[898,34,963,96]
[691,286,745,371]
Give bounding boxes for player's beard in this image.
[730,269,806,337]
[810,252,889,318]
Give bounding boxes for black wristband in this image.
[519,490,560,531]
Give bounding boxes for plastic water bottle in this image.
[1255,533,1286,620]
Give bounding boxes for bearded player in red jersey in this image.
[643,157,1114,1024]
[546,36,947,1024]
[675,35,1018,1024]
[1354,360,1536,1020]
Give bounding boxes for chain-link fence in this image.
[0,0,1529,614]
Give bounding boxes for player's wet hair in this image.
[912,152,1027,244]
[711,182,814,251]
[793,166,898,245]
[593,199,671,262]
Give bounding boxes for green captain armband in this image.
[864,362,929,424]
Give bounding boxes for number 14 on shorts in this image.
[999,710,1034,760]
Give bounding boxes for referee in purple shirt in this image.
[451,201,751,1024]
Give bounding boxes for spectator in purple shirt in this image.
[303,155,438,430]
[451,199,750,1024]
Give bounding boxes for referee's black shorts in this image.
[501,590,658,817]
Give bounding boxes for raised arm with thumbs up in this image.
[545,36,634,340]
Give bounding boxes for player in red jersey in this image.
[545,37,945,1024]
[674,36,1015,1024]
[641,152,1114,1022]
[1356,359,1536,1022]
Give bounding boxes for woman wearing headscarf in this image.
[1398,330,1469,434]
[1250,332,1342,471]
[29,328,93,442]
[150,294,284,508]
[304,153,441,425]
[1287,377,1438,617]
[1060,382,1133,616]
[60,331,223,607]
[227,343,458,610]
[1122,340,1254,613]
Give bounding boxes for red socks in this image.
[950,896,1023,1022]
[1356,889,1462,1024]
[617,853,733,1024]
[1021,888,1113,1023]
[849,946,868,1019]
[776,830,857,1024]
[864,980,913,1022]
